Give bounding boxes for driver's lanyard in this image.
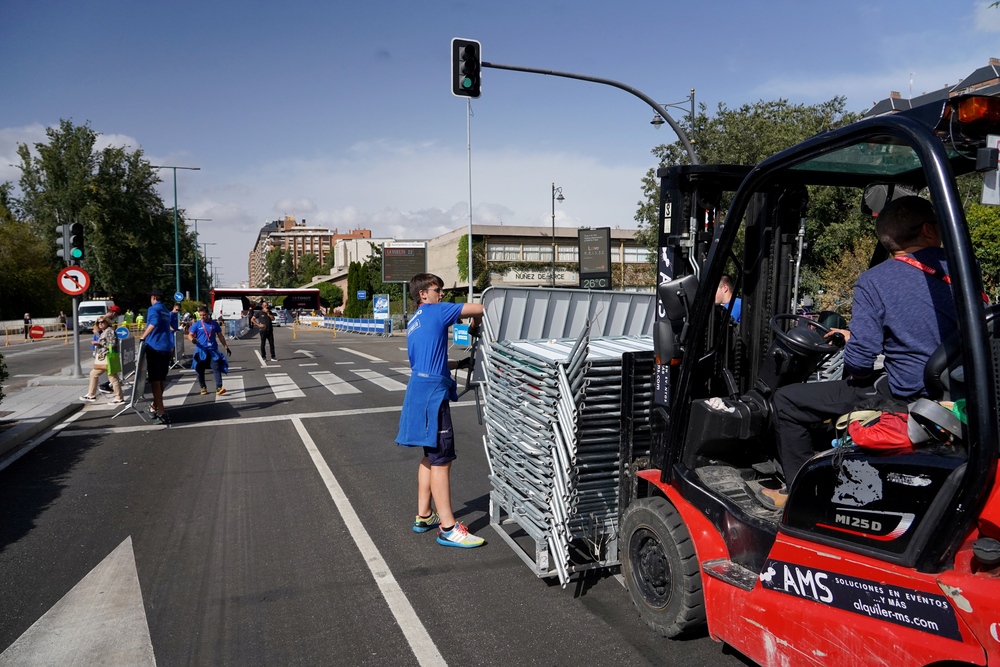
[893,255,990,304]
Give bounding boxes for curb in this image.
[0,403,84,460]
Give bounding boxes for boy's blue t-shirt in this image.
[407,302,464,377]
[190,319,221,352]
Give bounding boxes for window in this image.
[624,246,652,264]
[522,245,554,262]
[488,244,521,261]
[558,246,578,262]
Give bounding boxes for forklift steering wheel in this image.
[769,314,843,356]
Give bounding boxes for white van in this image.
[212,298,244,322]
[78,299,116,332]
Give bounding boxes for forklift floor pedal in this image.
[752,461,779,476]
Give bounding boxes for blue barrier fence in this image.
[324,317,392,336]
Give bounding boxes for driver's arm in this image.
[842,281,881,380]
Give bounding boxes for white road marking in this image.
[254,350,279,368]
[0,536,155,666]
[335,361,354,365]
[299,362,319,367]
[163,380,196,408]
[59,400,478,437]
[352,368,406,392]
[390,367,412,376]
[292,418,445,667]
[265,373,305,399]
[310,371,361,395]
[216,376,245,402]
[341,347,386,363]
[294,349,316,358]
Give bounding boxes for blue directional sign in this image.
[357,290,367,300]
[174,291,185,302]
[115,326,130,339]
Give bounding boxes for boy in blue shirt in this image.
[396,273,485,548]
[188,305,231,395]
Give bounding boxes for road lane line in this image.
[352,369,406,392]
[340,347,386,363]
[292,418,445,667]
[310,371,361,395]
[57,401,478,437]
[216,376,245,402]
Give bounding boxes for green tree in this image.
[317,282,344,310]
[457,235,490,291]
[967,203,1000,302]
[296,253,322,286]
[344,261,363,317]
[633,97,867,293]
[0,184,69,320]
[265,248,297,287]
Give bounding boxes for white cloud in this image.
[0,123,47,185]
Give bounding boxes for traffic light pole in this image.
[70,296,82,378]
[481,61,699,165]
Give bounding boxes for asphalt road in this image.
[0,327,752,666]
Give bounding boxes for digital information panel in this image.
[578,227,612,290]
[382,243,428,283]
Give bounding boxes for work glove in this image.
[467,324,481,339]
[225,347,232,357]
[456,356,473,371]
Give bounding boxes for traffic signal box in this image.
[451,38,482,98]
[56,222,85,265]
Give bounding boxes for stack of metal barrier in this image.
[481,315,653,586]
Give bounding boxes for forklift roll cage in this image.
[648,94,999,574]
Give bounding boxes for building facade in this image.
[248,216,372,287]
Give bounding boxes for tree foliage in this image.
[457,235,490,291]
[295,253,322,286]
[7,119,209,312]
[265,248,297,287]
[634,97,872,299]
[967,203,1000,303]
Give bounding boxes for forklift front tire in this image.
[621,496,706,637]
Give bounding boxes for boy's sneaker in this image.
[216,387,227,396]
[98,383,113,395]
[413,511,440,533]
[79,395,97,402]
[200,387,208,395]
[436,522,485,548]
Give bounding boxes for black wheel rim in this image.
[629,527,670,608]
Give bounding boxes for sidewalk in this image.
[0,373,88,459]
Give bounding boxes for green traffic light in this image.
[462,77,472,89]
[71,248,83,259]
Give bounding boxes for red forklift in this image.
[620,94,1000,665]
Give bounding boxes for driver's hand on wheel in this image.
[824,327,849,346]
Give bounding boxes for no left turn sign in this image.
[57,266,91,296]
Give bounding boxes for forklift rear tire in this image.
[621,496,706,637]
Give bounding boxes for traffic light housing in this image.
[451,38,482,99]
[68,222,84,265]
[55,224,70,263]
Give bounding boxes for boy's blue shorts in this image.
[423,401,456,465]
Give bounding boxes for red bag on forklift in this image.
[845,411,912,453]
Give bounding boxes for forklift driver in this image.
[761,196,958,509]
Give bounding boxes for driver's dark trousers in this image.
[771,374,893,485]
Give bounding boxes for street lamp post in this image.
[188,218,212,302]
[200,241,218,301]
[651,88,695,132]
[551,183,564,287]
[150,165,201,296]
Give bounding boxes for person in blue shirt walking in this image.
[396,273,485,548]
[139,289,174,425]
[188,305,231,396]
[716,274,742,324]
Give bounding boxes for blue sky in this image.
[3,0,999,286]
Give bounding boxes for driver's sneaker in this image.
[436,522,484,548]
[413,511,440,533]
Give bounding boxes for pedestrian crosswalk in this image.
[82,364,418,413]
